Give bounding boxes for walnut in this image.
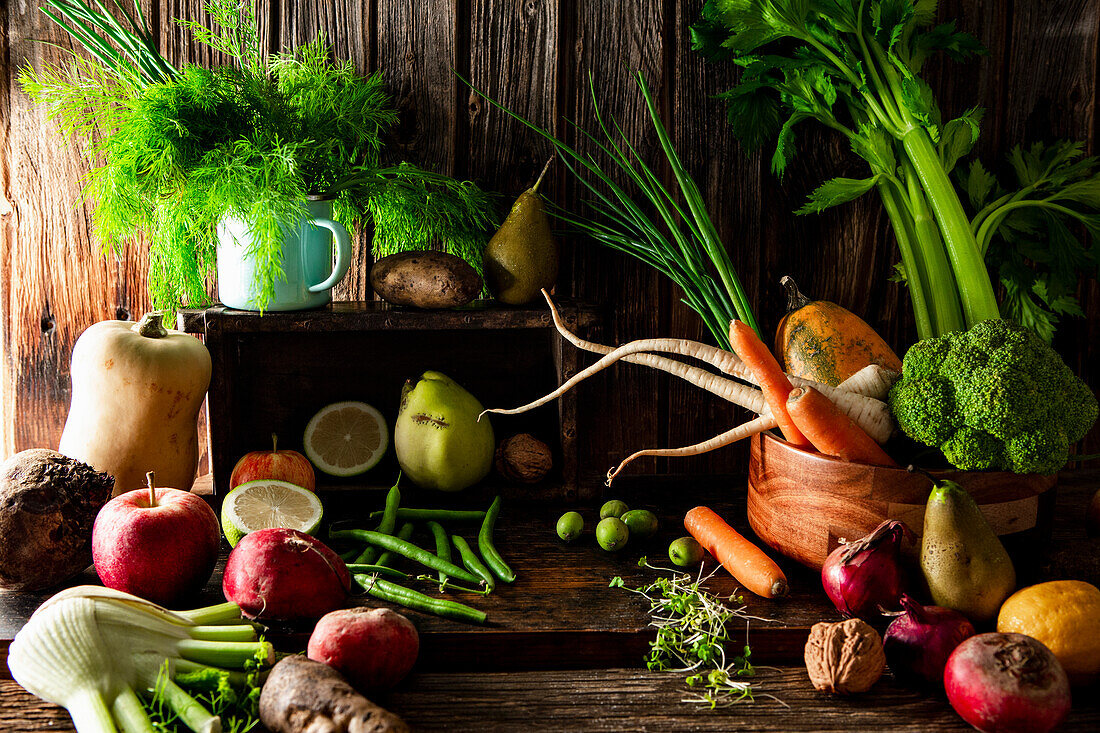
[804,618,885,695]
[495,434,553,483]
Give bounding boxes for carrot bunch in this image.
[729,320,896,467]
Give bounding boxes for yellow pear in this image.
[484,157,559,304]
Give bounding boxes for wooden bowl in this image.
[746,432,1058,570]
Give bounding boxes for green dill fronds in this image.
[363,163,498,276]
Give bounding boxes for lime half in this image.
[221,479,323,547]
[303,401,388,477]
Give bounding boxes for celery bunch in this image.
[695,1,1099,341]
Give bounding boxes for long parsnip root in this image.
[606,415,776,484]
[480,336,767,417]
[836,364,901,400]
[536,291,895,443]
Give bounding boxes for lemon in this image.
[304,401,388,477]
[997,580,1100,685]
[221,479,323,547]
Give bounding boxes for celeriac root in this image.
[606,415,776,484]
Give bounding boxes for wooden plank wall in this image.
[2,1,1098,480]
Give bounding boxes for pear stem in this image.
[531,155,555,194]
[906,464,940,488]
[271,433,279,454]
[146,471,157,508]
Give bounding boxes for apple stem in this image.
[271,433,278,454]
[146,471,157,508]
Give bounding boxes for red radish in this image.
[945,633,1071,733]
[884,595,975,689]
[308,607,419,691]
[223,528,349,622]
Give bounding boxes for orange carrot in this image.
[729,320,811,448]
[786,386,898,466]
[684,506,788,599]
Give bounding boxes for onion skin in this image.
[945,633,1071,733]
[821,520,911,621]
[884,594,975,689]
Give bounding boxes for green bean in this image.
[331,529,480,584]
[376,522,414,568]
[452,535,495,592]
[354,480,401,564]
[368,508,486,523]
[353,574,487,625]
[427,521,451,586]
[344,564,407,580]
[478,496,515,583]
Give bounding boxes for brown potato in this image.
[370,251,482,309]
[259,655,410,733]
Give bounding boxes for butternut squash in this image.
[774,276,902,387]
[59,313,211,496]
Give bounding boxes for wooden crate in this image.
[178,300,600,501]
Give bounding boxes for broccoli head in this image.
[888,319,1097,474]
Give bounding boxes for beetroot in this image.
[945,633,1071,733]
[308,607,420,691]
[222,528,350,622]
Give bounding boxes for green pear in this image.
[394,371,494,492]
[920,477,1016,623]
[484,157,559,305]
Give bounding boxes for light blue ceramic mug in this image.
[216,198,351,311]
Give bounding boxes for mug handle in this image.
[308,218,352,293]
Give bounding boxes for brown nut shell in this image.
[804,618,886,695]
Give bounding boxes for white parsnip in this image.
[485,291,898,480]
[537,291,895,443]
[606,415,776,484]
[480,337,768,418]
[835,364,901,400]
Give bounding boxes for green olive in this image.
[556,511,584,542]
[621,509,658,540]
[669,536,705,567]
[599,499,629,519]
[596,517,629,552]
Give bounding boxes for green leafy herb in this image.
[613,558,784,710]
[962,142,1100,341]
[145,648,267,733]
[21,0,495,312]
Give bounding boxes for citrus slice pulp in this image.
[303,400,388,477]
[221,479,323,547]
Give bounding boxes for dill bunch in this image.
[20,0,496,312]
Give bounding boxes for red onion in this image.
[821,519,910,621]
[884,594,975,688]
[945,633,1071,733]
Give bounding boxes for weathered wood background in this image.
[2,1,1098,476]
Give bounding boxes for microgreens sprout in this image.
[612,557,787,710]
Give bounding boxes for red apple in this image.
[92,474,221,606]
[230,433,315,491]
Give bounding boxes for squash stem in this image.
[134,312,168,339]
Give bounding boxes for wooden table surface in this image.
[2,471,1098,732]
